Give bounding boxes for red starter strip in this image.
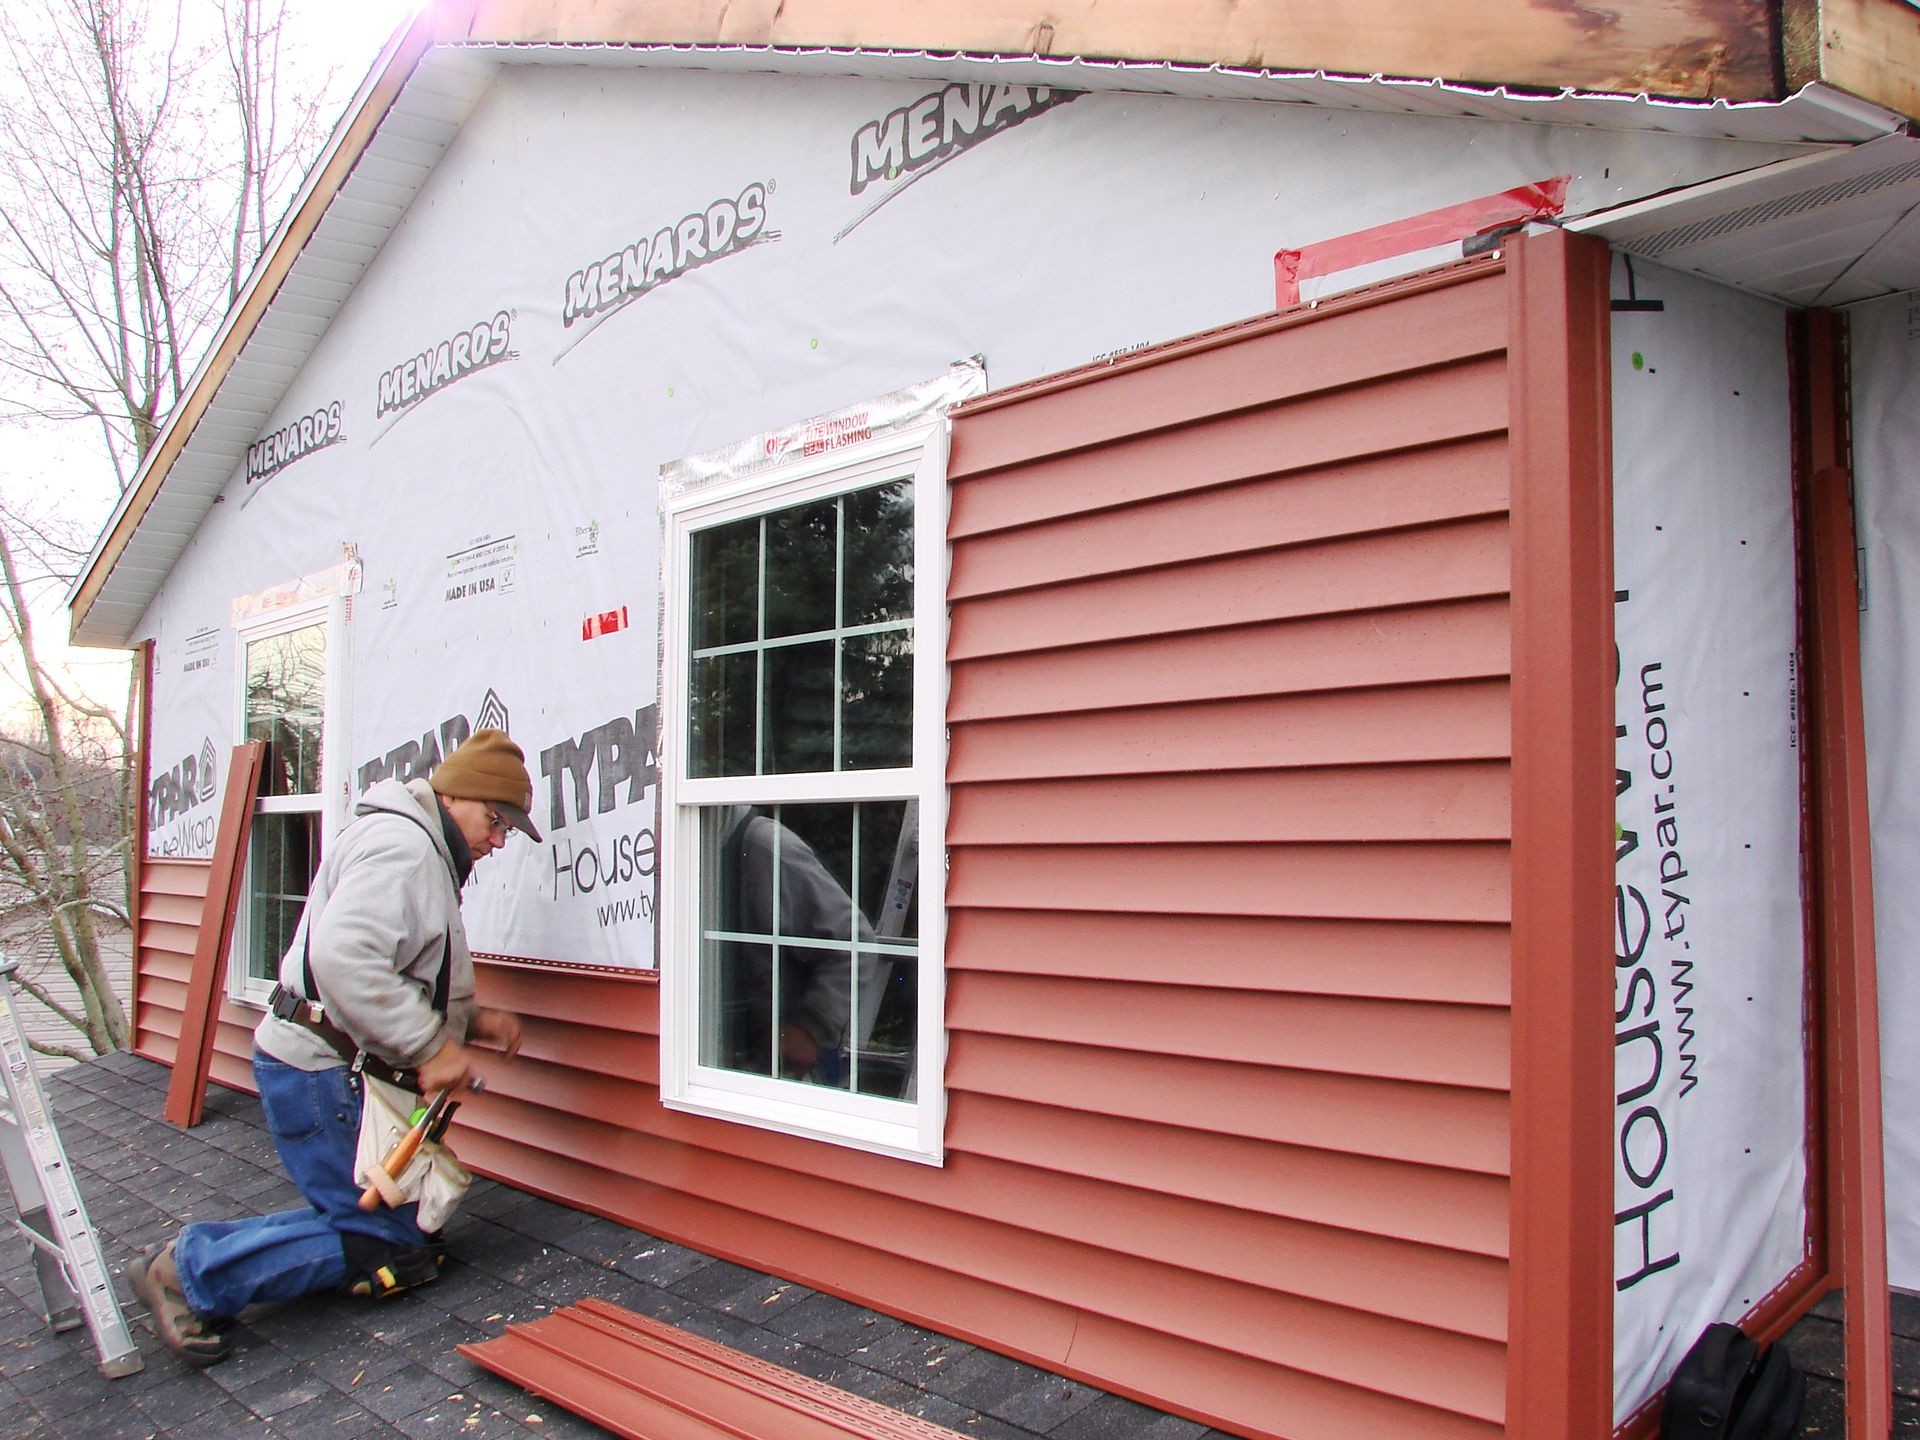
[1274,174,1569,306]
[460,1299,972,1440]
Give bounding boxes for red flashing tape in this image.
[582,605,629,641]
[1275,175,1570,306]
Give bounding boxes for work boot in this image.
[128,1242,230,1365]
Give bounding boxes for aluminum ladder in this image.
[0,952,143,1376]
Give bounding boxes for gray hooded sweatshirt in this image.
[254,778,476,1072]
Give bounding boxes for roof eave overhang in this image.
[457,0,1791,103]
[1783,0,1920,131]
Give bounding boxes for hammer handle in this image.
[357,1088,460,1211]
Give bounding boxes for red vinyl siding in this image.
[133,257,1538,1439]
[132,857,258,1092]
[133,858,207,1063]
[934,259,1516,1438]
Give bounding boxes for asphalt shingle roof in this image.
[5,1053,1919,1436]
[3,1053,1232,1440]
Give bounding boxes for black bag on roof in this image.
[1659,1322,1806,1440]
[1727,1342,1807,1440]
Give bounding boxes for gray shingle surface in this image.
[2,1053,1236,1439]
[28,1053,1910,1437]
[1788,1288,1920,1434]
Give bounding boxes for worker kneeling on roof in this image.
[130,729,540,1365]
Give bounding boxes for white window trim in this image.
[228,594,350,1007]
[659,422,949,1166]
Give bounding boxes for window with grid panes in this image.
[660,425,947,1164]
[231,603,338,1001]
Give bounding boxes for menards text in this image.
[247,401,343,483]
[377,311,512,417]
[850,83,1077,195]
[563,184,769,328]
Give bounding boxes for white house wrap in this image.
[1609,265,1808,1422]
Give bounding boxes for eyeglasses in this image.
[485,808,510,837]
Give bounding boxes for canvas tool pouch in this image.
[352,1073,473,1235]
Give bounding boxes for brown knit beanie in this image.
[429,728,542,840]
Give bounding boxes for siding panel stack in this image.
[133,859,208,1064]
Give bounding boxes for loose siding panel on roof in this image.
[939,262,1517,1439]
[128,263,1518,1440]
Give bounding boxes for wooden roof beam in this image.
[1785,0,1920,123]
[453,0,1783,102]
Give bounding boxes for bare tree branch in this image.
[0,0,329,476]
[29,1034,92,1062]
[6,966,89,1032]
[0,0,331,1058]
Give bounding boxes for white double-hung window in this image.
[230,598,345,1004]
[660,424,948,1164]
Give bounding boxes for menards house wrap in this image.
[132,65,1819,978]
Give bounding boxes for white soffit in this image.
[1568,131,1920,307]
[67,37,1913,648]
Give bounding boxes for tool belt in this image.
[267,984,420,1092]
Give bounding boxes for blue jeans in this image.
[172,1052,427,1319]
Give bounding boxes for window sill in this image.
[664,1077,943,1167]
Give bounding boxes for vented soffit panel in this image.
[1568,131,1920,307]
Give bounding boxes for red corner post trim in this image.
[1799,311,1893,1440]
[1505,228,1615,1439]
[164,742,264,1128]
[1276,175,1570,307]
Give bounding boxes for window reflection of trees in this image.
[245,624,326,798]
[841,480,913,627]
[241,621,326,981]
[839,482,914,770]
[688,480,915,778]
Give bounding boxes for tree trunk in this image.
[0,524,129,1054]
